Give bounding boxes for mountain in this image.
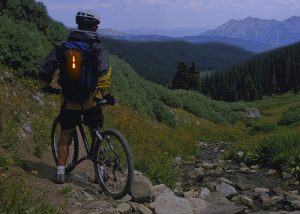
[125,27,213,37]
[202,16,300,48]
[98,28,132,37]
[102,37,254,85]
[181,35,272,53]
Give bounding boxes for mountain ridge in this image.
[202,16,300,48]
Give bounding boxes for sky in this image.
[38,0,300,34]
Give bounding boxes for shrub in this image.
[259,128,300,172]
[0,15,51,77]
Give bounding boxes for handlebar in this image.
[41,87,114,106]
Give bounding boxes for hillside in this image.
[201,42,300,101]
[102,37,254,85]
[202,16,300,48]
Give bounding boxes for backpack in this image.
[58,41,98,103]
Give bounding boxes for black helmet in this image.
[76,10,100,27]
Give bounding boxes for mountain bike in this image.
[44,87,134,199]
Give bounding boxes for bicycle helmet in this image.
[76,10,100,27]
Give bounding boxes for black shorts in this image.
[58,107,104,129]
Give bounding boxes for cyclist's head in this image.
[76,9,100,32]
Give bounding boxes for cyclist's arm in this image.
[94,44,112,100]
[39,46,60,85]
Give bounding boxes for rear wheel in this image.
[51,117,79,173]
[94,129,134,199]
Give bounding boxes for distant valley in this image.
[102,37,254,85]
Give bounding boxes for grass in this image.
[224,92,300,178]
[59,186,73,195]
[0,154,59,214]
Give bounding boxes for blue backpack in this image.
[58,41,98,103]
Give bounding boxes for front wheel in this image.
[94,129,134,199]
[51,117,79,173]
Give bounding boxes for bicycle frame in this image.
[66,123,102,172]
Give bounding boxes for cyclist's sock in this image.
[57,166,65,175]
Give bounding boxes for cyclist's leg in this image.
[54,108,80,184]
[83,106,104,130]
[83,107,104,183]
[58,129,73,166]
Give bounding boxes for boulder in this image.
[244,108,261,118]
[150,191,194,214]
[131,172,154,203]
[138,204,153,214]
[254,187,270,194]
[152,184,172,198]
[216,182,239,198]
[117,203,132,214]
[235,195,254,207]
[286,192,300,210]
[199,187,211,199]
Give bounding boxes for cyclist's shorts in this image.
[58,107,103,129]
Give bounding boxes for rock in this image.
[199,187,211,199]
[79,190,94,201]
[187,167,204,179]
[244,108,261,118]
[239,166,250,173]
[237,151,244,158]
[2,72,13,83]
[117,194,132,203]
[150,191,194,214]
[99,208,119,214]
[174,186,184,197]
[282,172,293,180]
[266,169,277,176]
[23,122,32,133]
[202,162,214,169]
[117,203,132,214]
[215,167,224,175]
[128,201,140,212]
[236,180,250,191]
[236,195,254,207]
[131,172,154,203]
[259,194,284,209]
[138,204,153,214]
[203,192,245,214]
[254,187,270,194]
[174,157,183,166]
[188,198,210,213]
[32,92,45,106]
[85,200,113,211]
[184,190,198,198]
[250,165,260,169]
[152,184,172,198]
[273,188,287,196]
[216,183,239,198]
[286,192,300,210]
[218,177,234,186]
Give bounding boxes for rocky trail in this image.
[16,140,300,214]
[174,142,300,214]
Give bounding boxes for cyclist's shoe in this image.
[53,173,65,184]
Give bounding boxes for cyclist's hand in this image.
[103,94,116,105]
[93,90,103,102]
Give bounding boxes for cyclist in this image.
[39,9,113,184]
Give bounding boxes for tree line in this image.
[200,42,300,101]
